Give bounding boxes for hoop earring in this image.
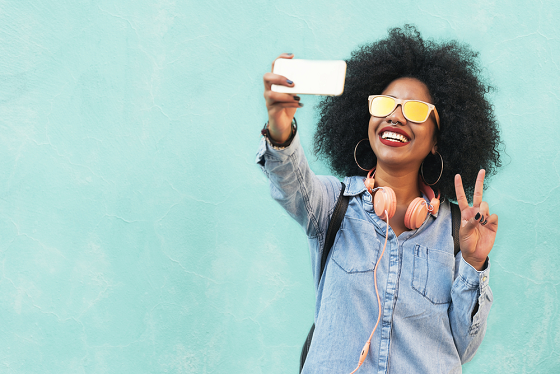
[354,138,373,171]
[421,151,444,186]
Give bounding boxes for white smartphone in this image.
[271,59,347,96]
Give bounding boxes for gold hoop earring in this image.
[421,151,444,186]
[354,138,374,171]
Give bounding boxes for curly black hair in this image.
[313,25,502,202]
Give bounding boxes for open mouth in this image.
[380,131,410,143]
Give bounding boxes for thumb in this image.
[461,212,482,233]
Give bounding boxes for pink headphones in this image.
[364,169,440,229]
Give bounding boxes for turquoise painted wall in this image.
[0,0,558,373]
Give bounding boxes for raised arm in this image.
[257,54,340,240]
[449,169,496,362]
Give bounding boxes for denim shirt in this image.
[256,132,493,374]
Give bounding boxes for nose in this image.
[387,104,406,125]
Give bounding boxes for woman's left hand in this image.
[454,169,498,271]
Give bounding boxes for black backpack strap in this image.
[300,183,349,373]
[300,323,315,372]
[450,202,461,256]
[319,182,349,284]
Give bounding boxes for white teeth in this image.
[381,131,409,143]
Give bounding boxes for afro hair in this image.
[313,25,502,202]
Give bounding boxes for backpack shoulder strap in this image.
[450,202,461,256]
[302,183,348,373]
[319,182,349,285]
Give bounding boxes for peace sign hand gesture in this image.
[454,169,498,271]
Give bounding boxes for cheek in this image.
[368,116,380,137]
[367,118,377,146]
[415,124,437,143]
[427,127,438,148]
[421,130,438,155]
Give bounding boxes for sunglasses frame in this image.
[368,95,440,129]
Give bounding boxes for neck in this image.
[373,165,421,205]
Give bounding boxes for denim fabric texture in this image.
[256,131,493,374]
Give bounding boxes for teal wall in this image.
[0,0,558,373]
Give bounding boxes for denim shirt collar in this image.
[343,176,368,196]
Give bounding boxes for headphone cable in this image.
[349,211,389,374]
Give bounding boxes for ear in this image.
[431,143,438,155]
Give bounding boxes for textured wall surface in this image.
[0,0,559,373]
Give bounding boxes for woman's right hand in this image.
[263,53,303,143]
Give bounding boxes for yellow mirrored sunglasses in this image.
[368,95,440,129]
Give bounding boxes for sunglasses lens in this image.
[403,101,429,122]
[370,96,396,117]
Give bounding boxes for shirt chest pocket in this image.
[412,244,454,304]
[331,217,380,273]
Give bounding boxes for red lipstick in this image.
[378,126,411,147]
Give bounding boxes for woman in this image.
[257,26,501,373]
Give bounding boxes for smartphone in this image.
[271,59,347,96]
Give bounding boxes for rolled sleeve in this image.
[449,255,493,363]
[255,131,340,239]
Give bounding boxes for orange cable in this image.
[348,212,389,374]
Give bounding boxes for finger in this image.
[477,201,490,224]
[265,89,299,102]
[271,53,294,71]
[483,213,498,231]
[265,91,301,105]
[263,72,293,89]
[269,101,303,110]
[263,72,295,91]
[461,209,490,233]
[454,174,469,212]
[472,169,486,208]
[461,213,479,232]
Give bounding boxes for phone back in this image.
[272,59,346,96]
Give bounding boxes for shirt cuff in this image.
[457,255,490,294]
[261,118,298,149]
[256,127,302,167]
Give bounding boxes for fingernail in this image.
[286,79,293,85]
[286,53,293,56]
[298,103,304,107]
[479,214,485,223]
[294,96,300,101]
[481,219,488,226]
[474,212,481,221]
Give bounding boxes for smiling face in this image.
[368,77,438,171]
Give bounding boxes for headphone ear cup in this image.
[374,187,396,220]
[404,198,429,229]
